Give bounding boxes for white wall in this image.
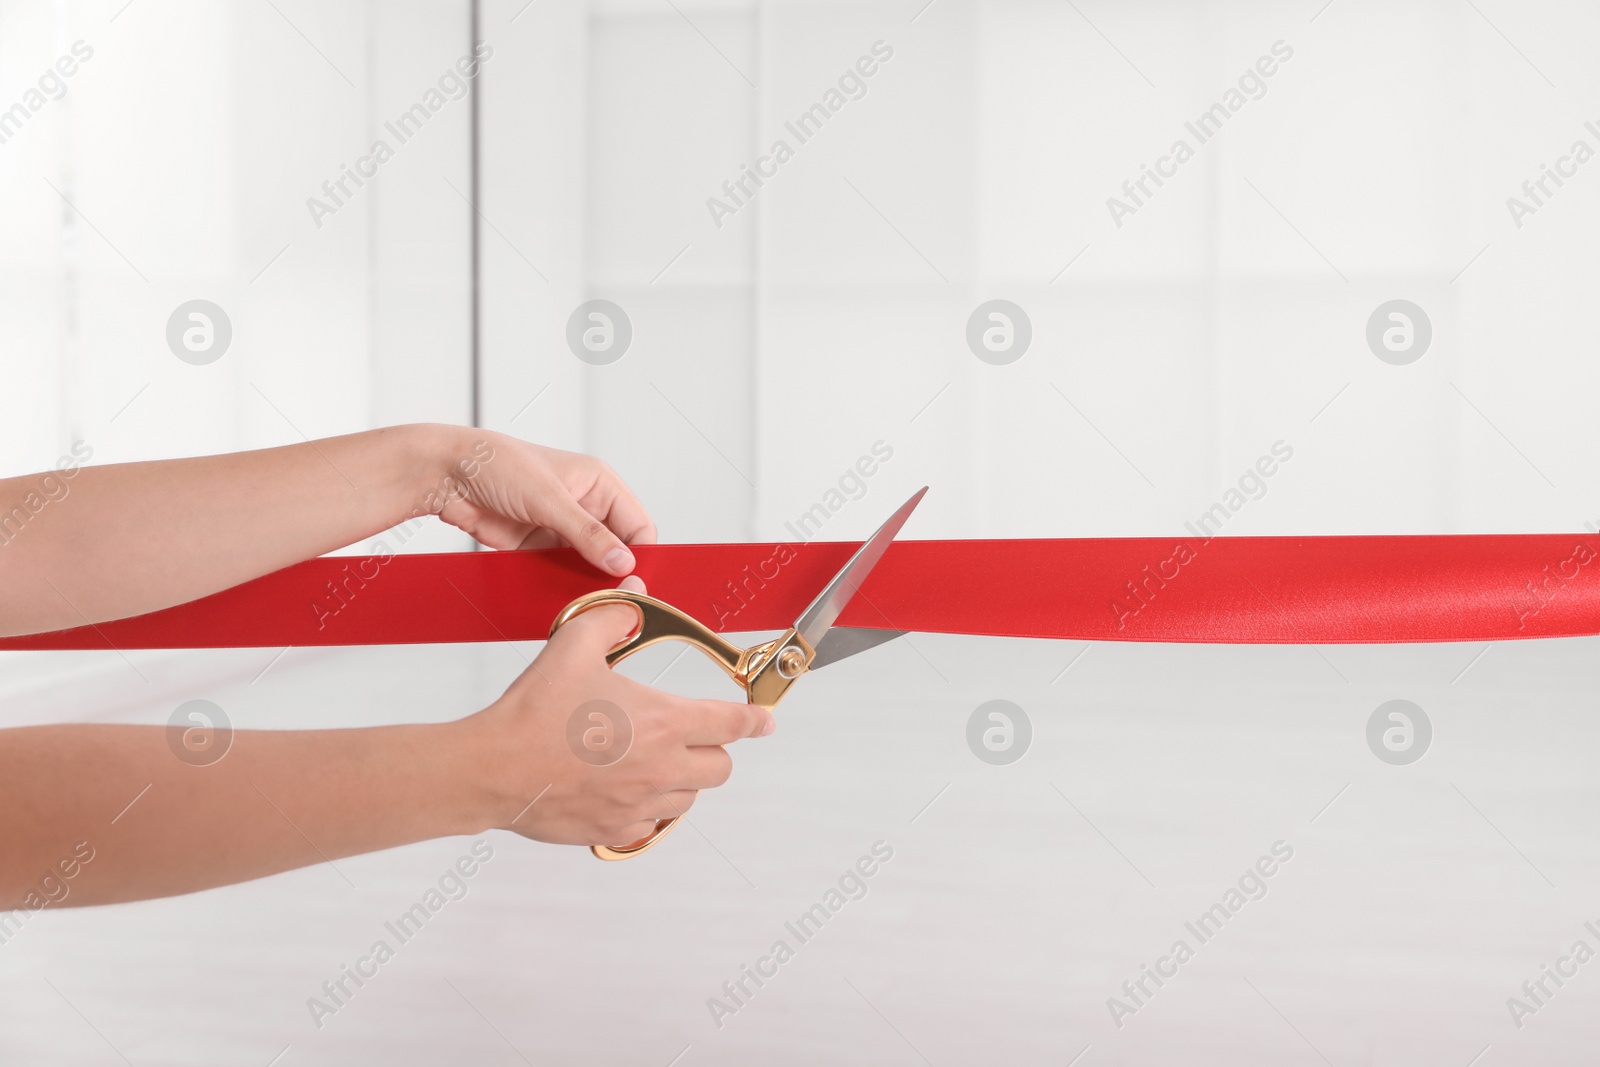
[0,0,473,482]
[9,0,1595,546]
[480,0,1600,549]
[0,0,479,693]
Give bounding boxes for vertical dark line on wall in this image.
[750,3,763,541]
[469,0,483,428]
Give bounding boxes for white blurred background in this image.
[5,0,1600,1063]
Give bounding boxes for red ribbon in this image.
[5,535,1600,650]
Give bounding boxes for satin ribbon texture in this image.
[5,534,1600,650]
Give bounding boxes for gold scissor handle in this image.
[548,589,812,861]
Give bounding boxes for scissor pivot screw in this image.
[777,647,806,677]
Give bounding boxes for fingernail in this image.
[603,547,635,575]
[760,714,776,737]
[618,575,646,594]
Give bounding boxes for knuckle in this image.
[636,722,672,754]
[725,703,759,738]
[695,703,734,740]
[579,519,609,545]
[570,603,618,633]
[650,698,692,737]
[600,602,639,629]
[636,705,677,744]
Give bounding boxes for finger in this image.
[681,698,774,745]
[517,527,565,551]
[454,508,536,551]
[541,492,635,576]
[678,746,734,791]
[595,484,658,546]
[548,599,641,660]
[575,464,657,547]
[618,575,646,595]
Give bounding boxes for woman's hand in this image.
[0,423,658,636]
[430,429,657,577]
[0,583,776,907]
[470,582,774,848]
[426,436,765,848]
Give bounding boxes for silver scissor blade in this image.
[809,627,907,671]
[793,486,927,650]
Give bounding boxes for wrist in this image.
[429,715,509,836]
[385,424,493,517]
[404,422,468,491]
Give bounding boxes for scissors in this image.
[549,486,928,860]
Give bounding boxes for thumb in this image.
[544,493,635,577]
[548,598,642,663]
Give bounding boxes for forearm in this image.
[0,720,499,907]
[0,424,476,636]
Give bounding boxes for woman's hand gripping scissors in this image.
[549,487,928,860]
